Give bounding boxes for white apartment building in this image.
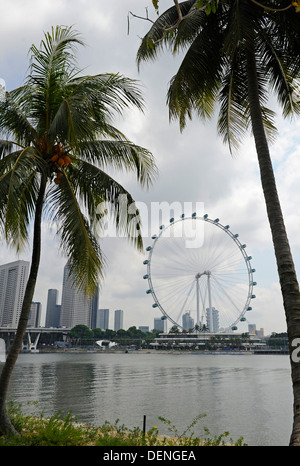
[0,260,29,327]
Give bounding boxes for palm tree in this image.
[136,0,300,445]
[0,25,156,435]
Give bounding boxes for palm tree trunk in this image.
[0,174,47,436]
[246,44,300,446]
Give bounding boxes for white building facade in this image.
[0,260,29,327]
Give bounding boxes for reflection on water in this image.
[1,352,293,446]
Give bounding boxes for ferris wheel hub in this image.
[195,270,211,279]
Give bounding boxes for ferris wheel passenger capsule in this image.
[143,260,149,265]
[247,256,252,260]
[234,233,239,238]
[143,274,149,279]
[225,225,230,229]
[203,214,208,219]
[159,225,165,230]
[242,244,246,248]
[180,214,185,218]
[240,317,246,321]
[232,326,238,331]
[247,307,252,311]
[170,218,174,223]
[251,268,256,273]
[146,246,152,251]
[152,303,158,308]
[214,218,219,223]
[161,315,167,320]
[146,289,152,294]
[251,294,256,299]
[252,281,257,286]
[152,234,157,239]
[192,212,197,217]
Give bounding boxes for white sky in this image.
[0,0,300,335]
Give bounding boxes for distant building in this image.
[206,307,219,333]
[0,260,29,327]
[248,324,256,335]
[28,302,42,327]
[114,309,124,331]
[154,317,167,333]
[59,263,95,328]
[45,289,61,328]
[99,308,109,330]
[90,286,99,329]
[182,311,194,331]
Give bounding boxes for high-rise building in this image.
[154,317,167,333]
[28,302,42,327]
[182,311,194,331]
[99,309,109,330]
[0,260,29,327]
[90,286,99,329]
[59,263,93,328]
[206,307,219,332]
[114,309,124,331]
[45,289,61,328]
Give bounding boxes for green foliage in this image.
[138,1,300,152]
[0,403,247,446]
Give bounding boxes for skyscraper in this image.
[28,302,42,327]
[45,289,61,328]
[154,317,167,333]
[99,309,109,330]
[182,311,194,331]
[206,307,219,333]
[0,260,29,327]
[90,286,99,329]
[114,309,123,331]
[59,263,93,328]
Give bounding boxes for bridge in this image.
[0,327,71,353]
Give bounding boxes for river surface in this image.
[1,352,293,446]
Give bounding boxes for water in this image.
[1,352,293,446]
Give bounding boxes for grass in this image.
[0,401,247,446]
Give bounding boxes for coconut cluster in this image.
[49,144,72,184]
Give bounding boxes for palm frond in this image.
[0,147,40,250]
[0,88,37,145]
[46,170,104,295]
[77,140,157,188]
[167,19,224,129]
[48,73,146,148]
[136,0,195,68]
[64,160,144,252]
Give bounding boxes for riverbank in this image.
[0,404,247,446]
[34,348,288,355]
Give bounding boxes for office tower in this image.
[28,302,42,327]
[99,309,109,330]
[45,289,61,328]
[114,309,124,331]
[206,307,219,333]
[248,324,257,335]
[0,260,29,327]
[154,317,167,333]
[60,263,92,328]
[182,311,194,331]
[90,286,99,329]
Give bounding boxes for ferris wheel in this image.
[143,214,256,333]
